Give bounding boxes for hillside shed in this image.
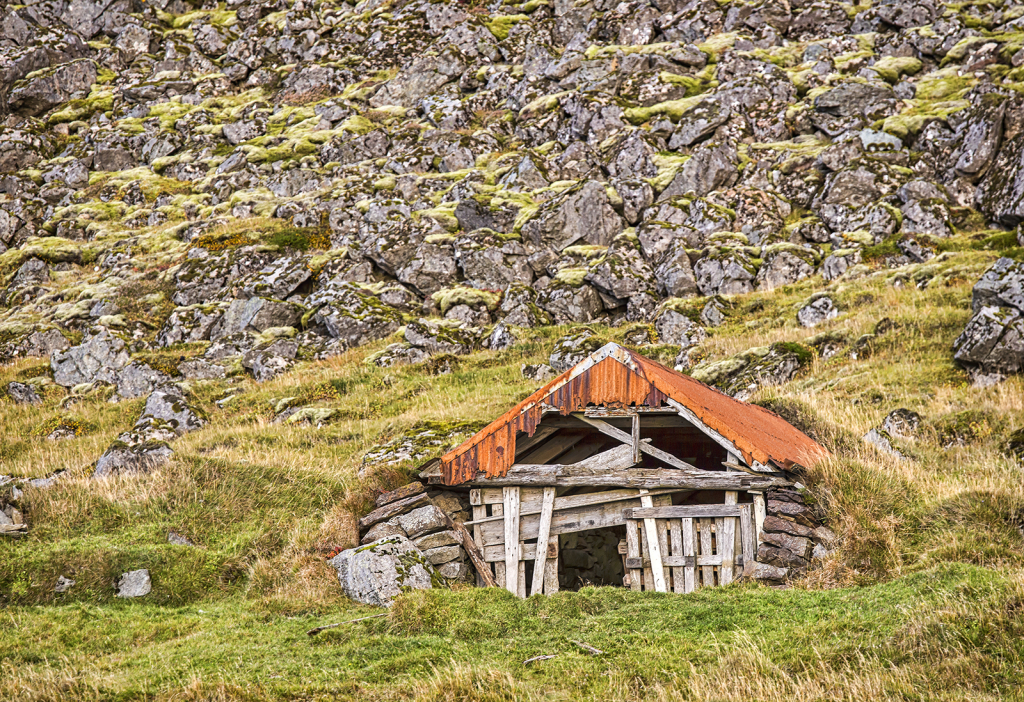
[421,342,830,597]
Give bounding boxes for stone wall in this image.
[752,486,836,584]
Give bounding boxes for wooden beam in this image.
[492,501,505,588]
[479,497,644,546]
[503,488,521,597]
[543,535,559,594]
[639,490,666,593]
[624,504,744,519]
[631,414,641,465]
[682,517,696,593]
[666,399,776,473]
[699,518,714,587]
[625,554,745,568]
[520,431,586,465]
[513,426,559,459]
[464,487,687,526]
[624,519,642,591]
[530,487,556,597]
[555,435,616,466]
[752,492,766,544]
[439,506,496,588]
[739,504,755,578]
[574,414,700,471]
[720,492,737,586]
[470,464,788,490]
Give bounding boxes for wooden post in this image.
[752,492,766,545]
[470,489,489,587]
[491,501,505,588]
[699,518,714,587]
[544,535,559,594]
[739,504,755,578]
[502,489,520,595]
[518,543,527,598]
[631,413,641,464]
[682,517,696,593]
[669,518,684,593]
[530,487,556,597]
[639,490,667,592]
[624,519,642,591]
[720,491,737,585]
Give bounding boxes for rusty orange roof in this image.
[440,343,828,485]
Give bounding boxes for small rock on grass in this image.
[115,569,152,598]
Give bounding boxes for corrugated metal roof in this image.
[440,343,829,485]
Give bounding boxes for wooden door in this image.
[622,503,755,593]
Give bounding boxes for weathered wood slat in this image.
[720,492,737,586]
[739,504,755,578]
[574,414,700,471]
[631,414,641,465]
[543,535,559,594]
[624,518,642,592]
[669,518,684,594]
[470,465,786,490]
[374,482,425,508]
[472,502,489,587]
[640,490,666,593]
[478,487,545,506]
[439,506,496,588]
[479,497,644,546]
[682,517,696,593]
[359,492,431,530]
[513,426,558,459]
[530,487,556,597]
[625,554,745,568]
[464,487,687,526]
[624,504,744,519]
[699,518,714,587]
[752,492,766,543]
[503,487,521,597]
[520,431,586,465]
[482,535,560,563]
[492,502,505,589]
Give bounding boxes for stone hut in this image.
[408,342,834,597]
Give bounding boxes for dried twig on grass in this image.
[306,613,387,637]
[523,654,558,665]
[572,641,604,655]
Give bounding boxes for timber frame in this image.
[419,343,828,597]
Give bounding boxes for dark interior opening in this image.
[557,526,626,590]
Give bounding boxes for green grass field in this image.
[3,246,1024,701]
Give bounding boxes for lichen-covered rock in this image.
[94,389,206,477]
[51,329,130,388]
[115,569,152,598]
[329,536,436,607]
[654,309,706,349]
[954,258,1024,382]
[797,295,839,328]
[306,281,403,350]
[690,342,811,400]
[522,181,624,251]
[6,381,41,405]
[549,329,604,372]
[404,318,483,355]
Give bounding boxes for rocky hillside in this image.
[1,0,1024,698]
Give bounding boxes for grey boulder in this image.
[329,536,436,607]
[115,569,152,598]
[51,329,131,388]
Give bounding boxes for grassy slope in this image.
[2,238,1024,700]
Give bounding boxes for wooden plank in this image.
[654,494,672,592]
[574,414,700,471]
[669,518,683,593]
[530,487,556,597]
[739,504,755,578]
[624,504,744,519]
[624,518,642,592]
[358,492,431,530]
[503,488,521,597]
[479,495,651,546]
[518,545,527,598]
[520,431,586,465]
[470,489,483,506]
[682,517,696,593]
[753,492,766,544]
[544,535,559,594]
[437,507,496,588]
[513,426,558,459]
[631,414,641,464]
[699,518,714,587]
[374,482,426,508]
[720,493,737,586]
[469,465,786,490]
[464,487,688,526]
[555,435,616,466]
[472,503,490,587]
[492,502,505,588]
[639,517,653,591]
[624,554,742,568]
